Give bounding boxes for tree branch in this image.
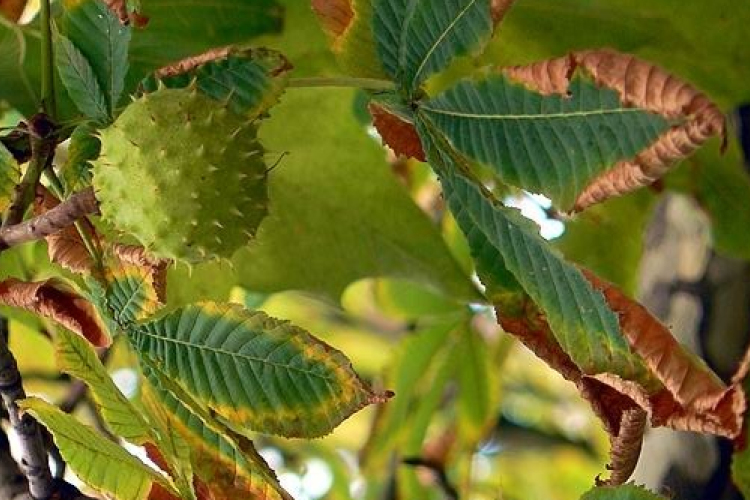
[0,318,53,499]
[0,187,98,251]
[3,115,55,228]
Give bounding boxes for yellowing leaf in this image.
[21,397,176,500]
[129,302,392,438]
[55,327,152,443]
[0,143,20,213]
[102,244,169,324]
[143,363,292,500]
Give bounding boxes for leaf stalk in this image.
[288,77,396,91]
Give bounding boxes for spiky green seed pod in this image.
[93,87,268,263]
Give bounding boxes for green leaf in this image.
[0,19,42,115]
[142,363,291,500]
[62,123,100,195]
[580,484,667,500]
[127,0,283,87]
[54,328,152,444]
[419,122,649,382]
[139,47,290,119]
[20,397,175,500]
[373,0,493,94]
[0,143,20,213]
[53,31,109,123]
[61,0,131,117]
[234,87,478,303]
[129,302,388,438]
[420,73,670,209]
[364,318,460,463]
[456,324,498,444]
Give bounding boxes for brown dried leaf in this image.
[584,270,746,438]
[110,244,169,305]
[369,103,426,162]
[496,302,640,434]
[0,278,109,347]
[597,408,647,486]
[311,0,353,40]
[34,186,98,275]
[0,0,26,22]
[503,49,726,211]
[496,301,646,482]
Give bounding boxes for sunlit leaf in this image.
[21,397,176,500]
[0,142,20,213]
[141,385,196,500]
[129,302,390,438]
[54,327,152,443]
[102,244,169,325]
[142,362,292,500]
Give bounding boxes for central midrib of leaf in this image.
[131,328,339,382]
[410,0,480,89]
[418,106,650,120]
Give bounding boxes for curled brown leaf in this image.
[598,408,647,486]
[584,270,746,438]
[369,103,427,162]
[503,49,726,211]
[0,279,109,347]
[34,186,98,275]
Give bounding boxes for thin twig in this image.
[0,187,98,251]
